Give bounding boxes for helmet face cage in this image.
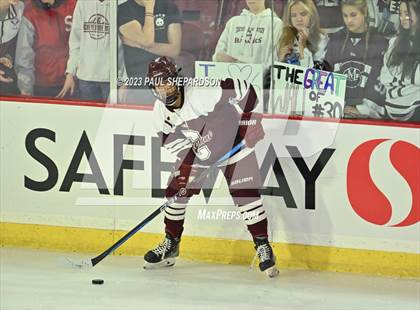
[151,81,180,107]
[148,57,181,108]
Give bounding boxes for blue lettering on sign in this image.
[198,63,216,77]
[274,64,346,96]
[303,68,346,96]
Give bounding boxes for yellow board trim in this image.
[1,222,418,278]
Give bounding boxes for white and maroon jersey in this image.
[152,78,259,167]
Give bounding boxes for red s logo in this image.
[347,139,419,227]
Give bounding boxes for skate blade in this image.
[143,257,176,270]
[265,266,279,278]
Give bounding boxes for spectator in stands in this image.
[57,0,127,102]
[278,0,328,68]
[325,0,388,119]
[380,0,420,122]
[314,0,343,33]
[212,0,283,68]
[377,0,401,37]
[0,0,24,95]
[315,0,381,34]
[118,0,182,104]
[15,0,76,98]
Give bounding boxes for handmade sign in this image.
[268,62,347,118]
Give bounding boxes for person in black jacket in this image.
[118,0,182,105]
[325,0,388,119]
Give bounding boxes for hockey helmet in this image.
[147,57,182,108]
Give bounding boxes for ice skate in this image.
[253,236,279,278]
[143,234,180,269]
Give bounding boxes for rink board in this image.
[0,98,419,277]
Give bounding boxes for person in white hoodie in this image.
[212,0,283,68]
[58,0,126,102]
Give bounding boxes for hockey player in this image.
[143,56,279,278]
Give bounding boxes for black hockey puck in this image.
[92,279,104,285]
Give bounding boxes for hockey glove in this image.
[239,112,265,148]
[173,163,201,197]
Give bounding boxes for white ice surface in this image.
[0,247,419,310]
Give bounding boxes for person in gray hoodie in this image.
[58,0,126,101]
[212,0,283,68]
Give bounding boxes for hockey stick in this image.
[65,140,246,269]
